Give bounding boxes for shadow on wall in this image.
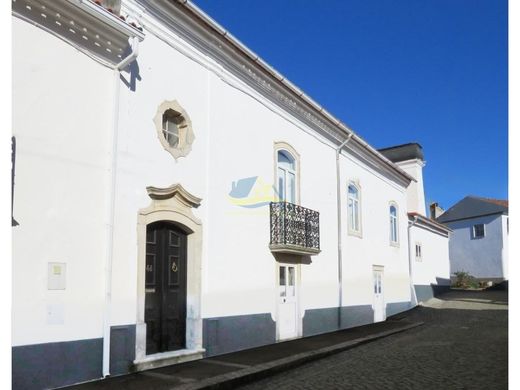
[272,252,312,265]
[120,55,141,92]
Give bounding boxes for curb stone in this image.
[176,321,424,390]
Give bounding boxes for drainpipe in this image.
[336,133,353,330]
[102,36,140,378]
[407,216,419,307]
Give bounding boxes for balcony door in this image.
[277,150,296,204]
[277,264,300,340]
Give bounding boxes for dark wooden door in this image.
[145,222,187,354]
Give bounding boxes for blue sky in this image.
[194,0,508,210]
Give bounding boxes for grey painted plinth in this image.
[303,305,375,337]
[415,284,452,303]
[386,301,413,317]
[12,325,137,390]
[203,313,276,357]
[110,324,136,376]
[303,302,415,338]
[12,338,103,390]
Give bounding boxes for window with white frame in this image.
[473,223,485,239]
[389,204,398,244]
[415,243,422,261]
[277,150,296,204]
[347,183,361,234]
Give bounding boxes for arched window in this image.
[277,150,296,203]
[389,204,398,244]
[347,184,361,234]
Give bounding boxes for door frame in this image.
[275,262,302,341]
[372,265,386,322]
[135,184,203,363]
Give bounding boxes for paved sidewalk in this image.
[64,316,423,390]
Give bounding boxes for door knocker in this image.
[171,261,178,272]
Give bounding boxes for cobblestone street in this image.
[238,290,508,390]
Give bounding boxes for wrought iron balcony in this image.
[269,202,321,255]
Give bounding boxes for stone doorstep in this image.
[134,348,206,371]
[175,321,424,390]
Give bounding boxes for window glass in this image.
[288,267,295,286]
[288,172,296,203]
[162,109,182,148]
[348,198,354,228]
[277,167,285,201]
[278,151,295,170]
[277,150,296,203]
[473,224,485,238]
[390,205,398,243]
[279,267,286,297]
[353,201,359,231]
[348,185,360,232]
[287,267,295,297]
[348,185,358,199]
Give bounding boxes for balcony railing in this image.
[269,201,320,255]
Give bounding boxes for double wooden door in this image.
[145,222,187,354]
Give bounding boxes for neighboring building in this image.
[379,143,451,303]
[436,196,509,283]
[12,1,449,389]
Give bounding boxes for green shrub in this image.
[453,271,480,289]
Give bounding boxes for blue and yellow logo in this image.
[228,176,279,208]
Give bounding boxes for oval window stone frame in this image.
[153,100,195,160]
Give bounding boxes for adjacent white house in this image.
[12,1,450,389]
[434,196,509,283]
[378,144,452,303]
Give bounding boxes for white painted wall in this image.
[410,224,450,287]
[12,18,114,346]
[501,215,508,280]
[110,22,413,327]
[339,156,411,309]
[109,32,211,326]
[395,159,426,216]
[13,7,415,349]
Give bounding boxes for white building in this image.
[378,143,452,303]
[12,1,450,388]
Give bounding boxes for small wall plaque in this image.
[48,262,66,290]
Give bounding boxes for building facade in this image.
[436,196,509,283]
[379,144,451,303]
[12,1,449,389]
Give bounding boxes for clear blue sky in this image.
[194,0,508,210]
